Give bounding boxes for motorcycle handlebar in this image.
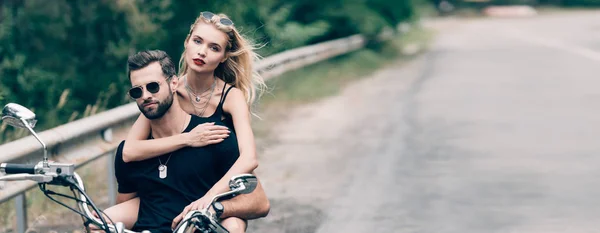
[71,173,145,233]
[0,162,189,233]
[0,163,36,174]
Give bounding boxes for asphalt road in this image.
[251,10,600,233]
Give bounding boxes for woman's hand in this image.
[184,122,230,147]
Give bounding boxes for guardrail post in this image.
[107,151,117,206]
[15,193,27,233]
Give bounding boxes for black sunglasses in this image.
[128,78,171,99]
[200,11,234,26]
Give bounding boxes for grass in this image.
[263,29,433,104]
[0,26,435,232]
[253,26,435,138]
[0,88,117,145]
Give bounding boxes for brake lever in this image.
[0,174,54,183]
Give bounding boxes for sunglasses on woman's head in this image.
[128,78,171,99]
[200,11,234,26]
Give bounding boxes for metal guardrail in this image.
[258,34,366,79]
[0,32,369,232]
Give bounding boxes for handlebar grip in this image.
[1,163,37,174]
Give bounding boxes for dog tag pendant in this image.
[158,165,167,179]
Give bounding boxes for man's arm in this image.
[104,141,140,230]
[218,177,270,220]
[172,176,270,230]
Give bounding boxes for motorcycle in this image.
[0,103,257,233]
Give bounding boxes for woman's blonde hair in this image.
[178,12,266,106]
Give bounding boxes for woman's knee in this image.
[221,217,247,233]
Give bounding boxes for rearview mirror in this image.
[1,103,48,167]
[229,174,258,195]
[1,103,37,129]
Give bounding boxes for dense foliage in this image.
[0,0,417,142]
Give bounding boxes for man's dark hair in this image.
[127,50,176,80]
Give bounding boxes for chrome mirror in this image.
[1,103,48,167]
[229,174,258,195]
[2,103,37,129]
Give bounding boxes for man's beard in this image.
[138,93,173,120]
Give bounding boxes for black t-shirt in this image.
[114,114,240,233]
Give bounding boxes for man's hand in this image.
[171,195,213,230]
[88,211,108,233]
[185,122,230,147]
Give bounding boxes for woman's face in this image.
[185,22,229,74]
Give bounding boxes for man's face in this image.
[129,62,174,120]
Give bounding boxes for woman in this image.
[121,11,267,232]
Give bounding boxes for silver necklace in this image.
[185,76,217,117]
[158,114,189,179]
[185,75,216,103]
[157,153,172,179]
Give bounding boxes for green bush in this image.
[0,0,417,143]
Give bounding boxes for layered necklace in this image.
[184,75,216,117]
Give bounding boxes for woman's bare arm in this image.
[122,114,188,162]
[122,113,231,162]
[205,88,259,196]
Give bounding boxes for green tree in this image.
[0,0,170,142]
[0,0,417,143]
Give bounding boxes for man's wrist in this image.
[212,201,224,219]
[217,201,233,219]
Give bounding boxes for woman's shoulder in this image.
[221,86,247,115]
[222,84,243,102]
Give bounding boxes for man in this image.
[101,50,269,233]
